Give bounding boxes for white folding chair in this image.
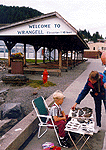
[32,96,61,146]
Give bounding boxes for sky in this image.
[0,0,106,38]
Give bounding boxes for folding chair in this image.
[32,96,61,146]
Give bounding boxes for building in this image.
[84,39,106,58]
[0,11,89,74]
[0,40,58,60]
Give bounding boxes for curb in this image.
[0,94,54,150]
[102,132,106,150]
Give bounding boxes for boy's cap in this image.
[53,90,65,99]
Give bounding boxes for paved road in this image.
[23,59,106,150]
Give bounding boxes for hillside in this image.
[0,5,43,24]
[0,5,104,42]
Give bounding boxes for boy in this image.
[49,90,71,148]
[72,71,106,133]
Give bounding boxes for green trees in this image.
[92,32,103,42]
[78,29,103,42]
[0,5,104,42]
[0,5,43,24]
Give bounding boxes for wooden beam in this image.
[71,50,73,60]
[54,49,56,61]
[4,40,16,50]
[8,49,11,67]
[23,43,26,66]
[49,48,51,62]
[66,50,68,69]
[34,46,39,65]
[82,50,84,61]
[58,49,62,70]
[35,50,37,64]
[43,47,45,63]
[4,40,16,67]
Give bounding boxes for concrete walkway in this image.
[23,59,106,150]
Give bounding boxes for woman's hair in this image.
[89,71,100,81]
[53,90,65,100]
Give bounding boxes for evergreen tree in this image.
[78,29,103,42]
[0,5,43,24]
[0,5,104,41]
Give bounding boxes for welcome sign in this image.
[0,15,77,36]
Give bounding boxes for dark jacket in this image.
[76,73,105,104]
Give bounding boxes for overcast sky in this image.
[1,0,106,38]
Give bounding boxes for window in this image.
[93,47,95,50]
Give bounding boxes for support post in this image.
[8,49,11,67]
[49,48,51,62]
[34,46,39,65]
[54,49,55,61]
[74,51,76,67]
[58,49,62,70]
[4,40,16,67]
[23,43,26,66]
[35,50,37,64]
[77,51,78,65]
[43,47,45,63]
[82,50,84,61]
[66,51,68,69]
[77,51,78,60]
[71,51,73,60]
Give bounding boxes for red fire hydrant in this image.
[43,69,48,84]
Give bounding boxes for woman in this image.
[72,71,106,133]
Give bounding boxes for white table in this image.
[65,109,95,150]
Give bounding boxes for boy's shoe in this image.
[64,135,70,141]
[69,132,76,141]
[94,126,101,133]
[60,138,71,148]
[66,132,76,141]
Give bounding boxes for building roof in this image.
[0,11,89,51]
[0,12,77,33]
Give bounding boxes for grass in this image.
[0,58,49,63]
[26,59,51,63]
[0,58,54,64]
[26,80,56,88]
[0,58,8,60]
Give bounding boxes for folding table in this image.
[65,109,95,150]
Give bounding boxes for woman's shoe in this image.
[94,126,101,133]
